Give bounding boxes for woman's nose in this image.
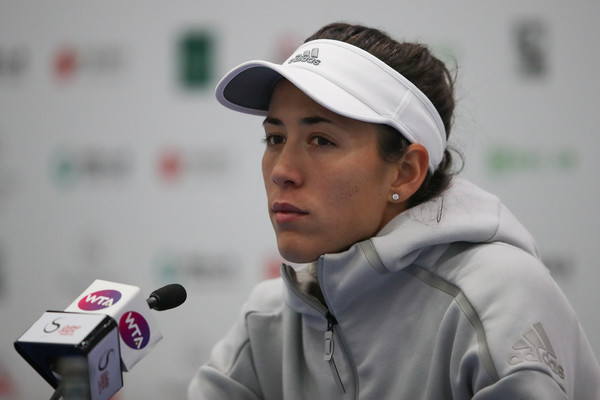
[269,144,303,188]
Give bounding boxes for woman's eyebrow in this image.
[301,116,333,125]
[262,116,282,126]
[262,116,333,126]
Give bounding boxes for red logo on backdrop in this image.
[52,44,125,82]
[0,368,16,397]
[264,255,285,279]
[55,46,78,80]
[158,148,183,181]
[78,290,122,310]
[119,311,150,349]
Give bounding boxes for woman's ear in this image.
[390,143,429,203]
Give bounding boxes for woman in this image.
[188,22,600,399]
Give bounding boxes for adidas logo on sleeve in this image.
[508,322,565,380]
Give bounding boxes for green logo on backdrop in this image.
[179,31,214,89]
[486,145,578,176]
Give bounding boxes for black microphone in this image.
[146,283,187,311]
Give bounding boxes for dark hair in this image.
[305,22,460,208]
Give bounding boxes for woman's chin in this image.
[278,246,321,265]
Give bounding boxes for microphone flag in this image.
[14,311,122,400]
[64,279,163,371]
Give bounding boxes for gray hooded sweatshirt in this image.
[188,178,600,399]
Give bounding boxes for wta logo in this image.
[78,290,122,310]
[119,311,150,349]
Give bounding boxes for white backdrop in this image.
[1,1,599,399]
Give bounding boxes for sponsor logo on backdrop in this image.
[78,289,122,310]
[0,245,4,299]
[0,137,18,211]
[486,145,578,177]
[275,34,303,63]
[513,18,549,78]
[542,254,576,281]
[50,145,133,189]
[157,146,231,183]
[154,249,239,286]
[0,360,17,397]
[53,44,126,82]
[263,254,286,280]
[178,31,215,89]
[0,46,28,81]
[119,311,150,349]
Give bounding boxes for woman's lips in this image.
[272,202,308,224]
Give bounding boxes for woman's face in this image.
[262,80,403,263]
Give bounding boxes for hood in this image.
[367,177,540,273]
[283,178,540,321]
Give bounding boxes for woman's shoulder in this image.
[432,241,573,322]
[438,241,553,291]
[242,277,285,316]
[435,241,578,344]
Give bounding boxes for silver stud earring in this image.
[392,193,400,201]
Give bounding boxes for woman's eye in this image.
[264,134,285,145]
[311,136,335,146]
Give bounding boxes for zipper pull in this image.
[323,312,345,392]
[324,312,337,361]
[324,329,334,362]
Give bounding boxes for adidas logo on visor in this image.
[288,48,321,65]
[215,39,447,171]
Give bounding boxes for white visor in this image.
[215,39,447,171]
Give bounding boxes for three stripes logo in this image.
[508,322,565,379]
[288,48,321,65]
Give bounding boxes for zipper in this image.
[324,312,346,393]
[281,263,351,394]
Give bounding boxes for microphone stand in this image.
[48,357,91,400]
[49,386,62,400]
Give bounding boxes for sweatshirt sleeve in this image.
[187,335,262,400]
[452,243,600,399]
[471,370,568,400]
[188,279,283,400]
